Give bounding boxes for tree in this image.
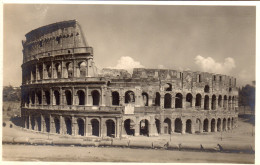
[239,83,255,112]
[3,85,21,102]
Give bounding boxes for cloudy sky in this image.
[3,4,255,87]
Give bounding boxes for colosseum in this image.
[21,20,239,138]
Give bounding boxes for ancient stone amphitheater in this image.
[21,20,238,138]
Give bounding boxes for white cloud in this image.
[194,55,235,74]
[108,56,144,73]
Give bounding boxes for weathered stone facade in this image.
[21,20,238,138]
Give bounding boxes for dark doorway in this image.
[65,118,72,135]
[174,118,182,133]
[77,118,84,136]
[124,119,135,136]
[112,91,120,105]
[140,119,149,136]
[211,119,216,132]
[91,119,99,136]
[92,90,100,106]
[203,119,209,132]
[155,119,160,134]
[164,93,171,108]
[106,120,115,137]
[186,119,192,133]
[77,90,85,105]
[54,117,60,134]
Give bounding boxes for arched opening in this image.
[204,95,209,110]
[164,83,172,91]
[36,116,41,131]
[224,95,227,109]
[79,61,87,77]
[140,119,149,136]
[46,64,52,78]
[31,66,36,80]
[142,92,149,106]
[164,93,172,109]
[228,96,232,110]
[211,95,216,110]
[31,116,35,130]
[195,118,202,133]
[211,119,216,132]
[91,119,99,136]
[124,119,135,136]
[186,119,192,133]
[65,90,72,105]
[65,118,72,135]
[106,119,115,137]
[92,90,100,106]
[204,85,210,93]
[175,93,183,108]
[54,63,61,78]
[38,65,43,80]
[45,117,50,133]
[163,118,171,134]
[203,119,209,132]
[218,95,222,107]
[54,90,60,105]
[45,91,50,105]
[227,118,231,130]
[231,118,234,129]
[77,90,85,105]
[186,93,193,108]
[155,119,160,134]
[66,62,73,78]
[54,117,60,134]
[31,91,35,105]
[174,118,182,133]
[112,91,120,106]
[155,92,160,106]
[217,118,221,132]
[223,118,227,131]
[36,91,42,105]
[232,96,235,110]
[77,118,84,136]
[125,91,135,103]
[195,94,202,108]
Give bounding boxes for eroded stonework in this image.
[21,20,238,137]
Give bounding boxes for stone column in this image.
[160,96,164,109]
[36,63,38,81]
[72,116,76,135]
[116,117,120,138]
[28,114,31,130]
[181,119,186,134]
[41,115,45,132]
[61,61,63,78]
[214,121,218,132]
[85,87,88,106]
[182,97,186,109]
[51,61,54,79]
[208,119,211,132]
[201,98,205,110]
[85,117,88,136]
[191,119,195,134]
[59,87,63,105]
[99,118,103,137]
[50,115,54,133]
[50,88,53,105]
[171,118,175,134]
[160,116,164,134]
[101,87,105,106]
[135,117,140,136]
[149,117,157,136]
[60,115,63,134]
[208,97,212,110]
[192,97,196,109]
[171,96,175,109]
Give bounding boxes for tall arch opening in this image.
[218,95,222,107]
[77,118,84,136]
[66,62,73,78]
[30,116,35,130]
[211,95,216,110]
[186,93,193,108]
[223,118,227,131]
[92,90,100,106]
[45,91,50,105]
[65,118,72,135]
[53,90,60,105]
[31,91,35,105]
[124,119,135,136]
[36,91,42,105]
[112,91,120,106]
[186,119,192,133]
[224,95,227,109]
[54,117,60,134]
[125,91,135,103]
[228,96,232,110]
[211,119,216,132]
[163,118,171,134]
[155,92,160,106]
[174,118,182,133]
[45,117,50,132]
[195,94,202,108]
[175,93,183,108]
[54,63,61,78]
[217,118,221,132]
[164,93,172,109]
[77,90,85,105]
[227,118,231,130]
[203,119,209,132]
[79,61,87,77]
[38,65,43,80]
[106,119,115,137]
[36,116,41,131]
[142,92,149,106]
[65,90,72,105]
[204,85,210,93]
[195,118,202,133]
[91,119,99,136]
[155,119,160,134]
[204,95,209,110]
[140,119,149,136]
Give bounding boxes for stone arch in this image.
[142,92,149,106]
[211,95,217,110]
[211,119,216,132]
[91,90,100,106]
[227,118,231,130]
[203,119,209,132]
[46,64,52,78]
[91,119,99,136]
[186,119,192,133]
[186,93,193,108]
[54,63,61,78]
[77,118,84,136]
[36,91,42,105]
[77,90,85,105]
[65,90,72,105]
[106,119,115,137]
[218,95,222,107]
[124,119,135,136]
[31,115,35,130]
[195,118,202,133]
[54,117,60,134]
[224,95,228,109]
[125,91,135,103]
[195,93,202,108]
[38,64,43,80]
[155,92,160,106]
[45,90,50,105]
[155,119,160,134]
[45,117,50,132]
[204,85,210,93]
[223,118,227,131]
[65,117,72,135]
[217,118,221,132]
[174,118,182,133]
[140,119,149,136]
[78,61,87,77]
[112,91,120,106]
[175,93,183,108]
[31,91,35,105]
[164,93,172,109]
[163,118,171,134]
[53,90,60,105]
[204,95,209,110]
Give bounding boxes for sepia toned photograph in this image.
[2,3,256,163]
